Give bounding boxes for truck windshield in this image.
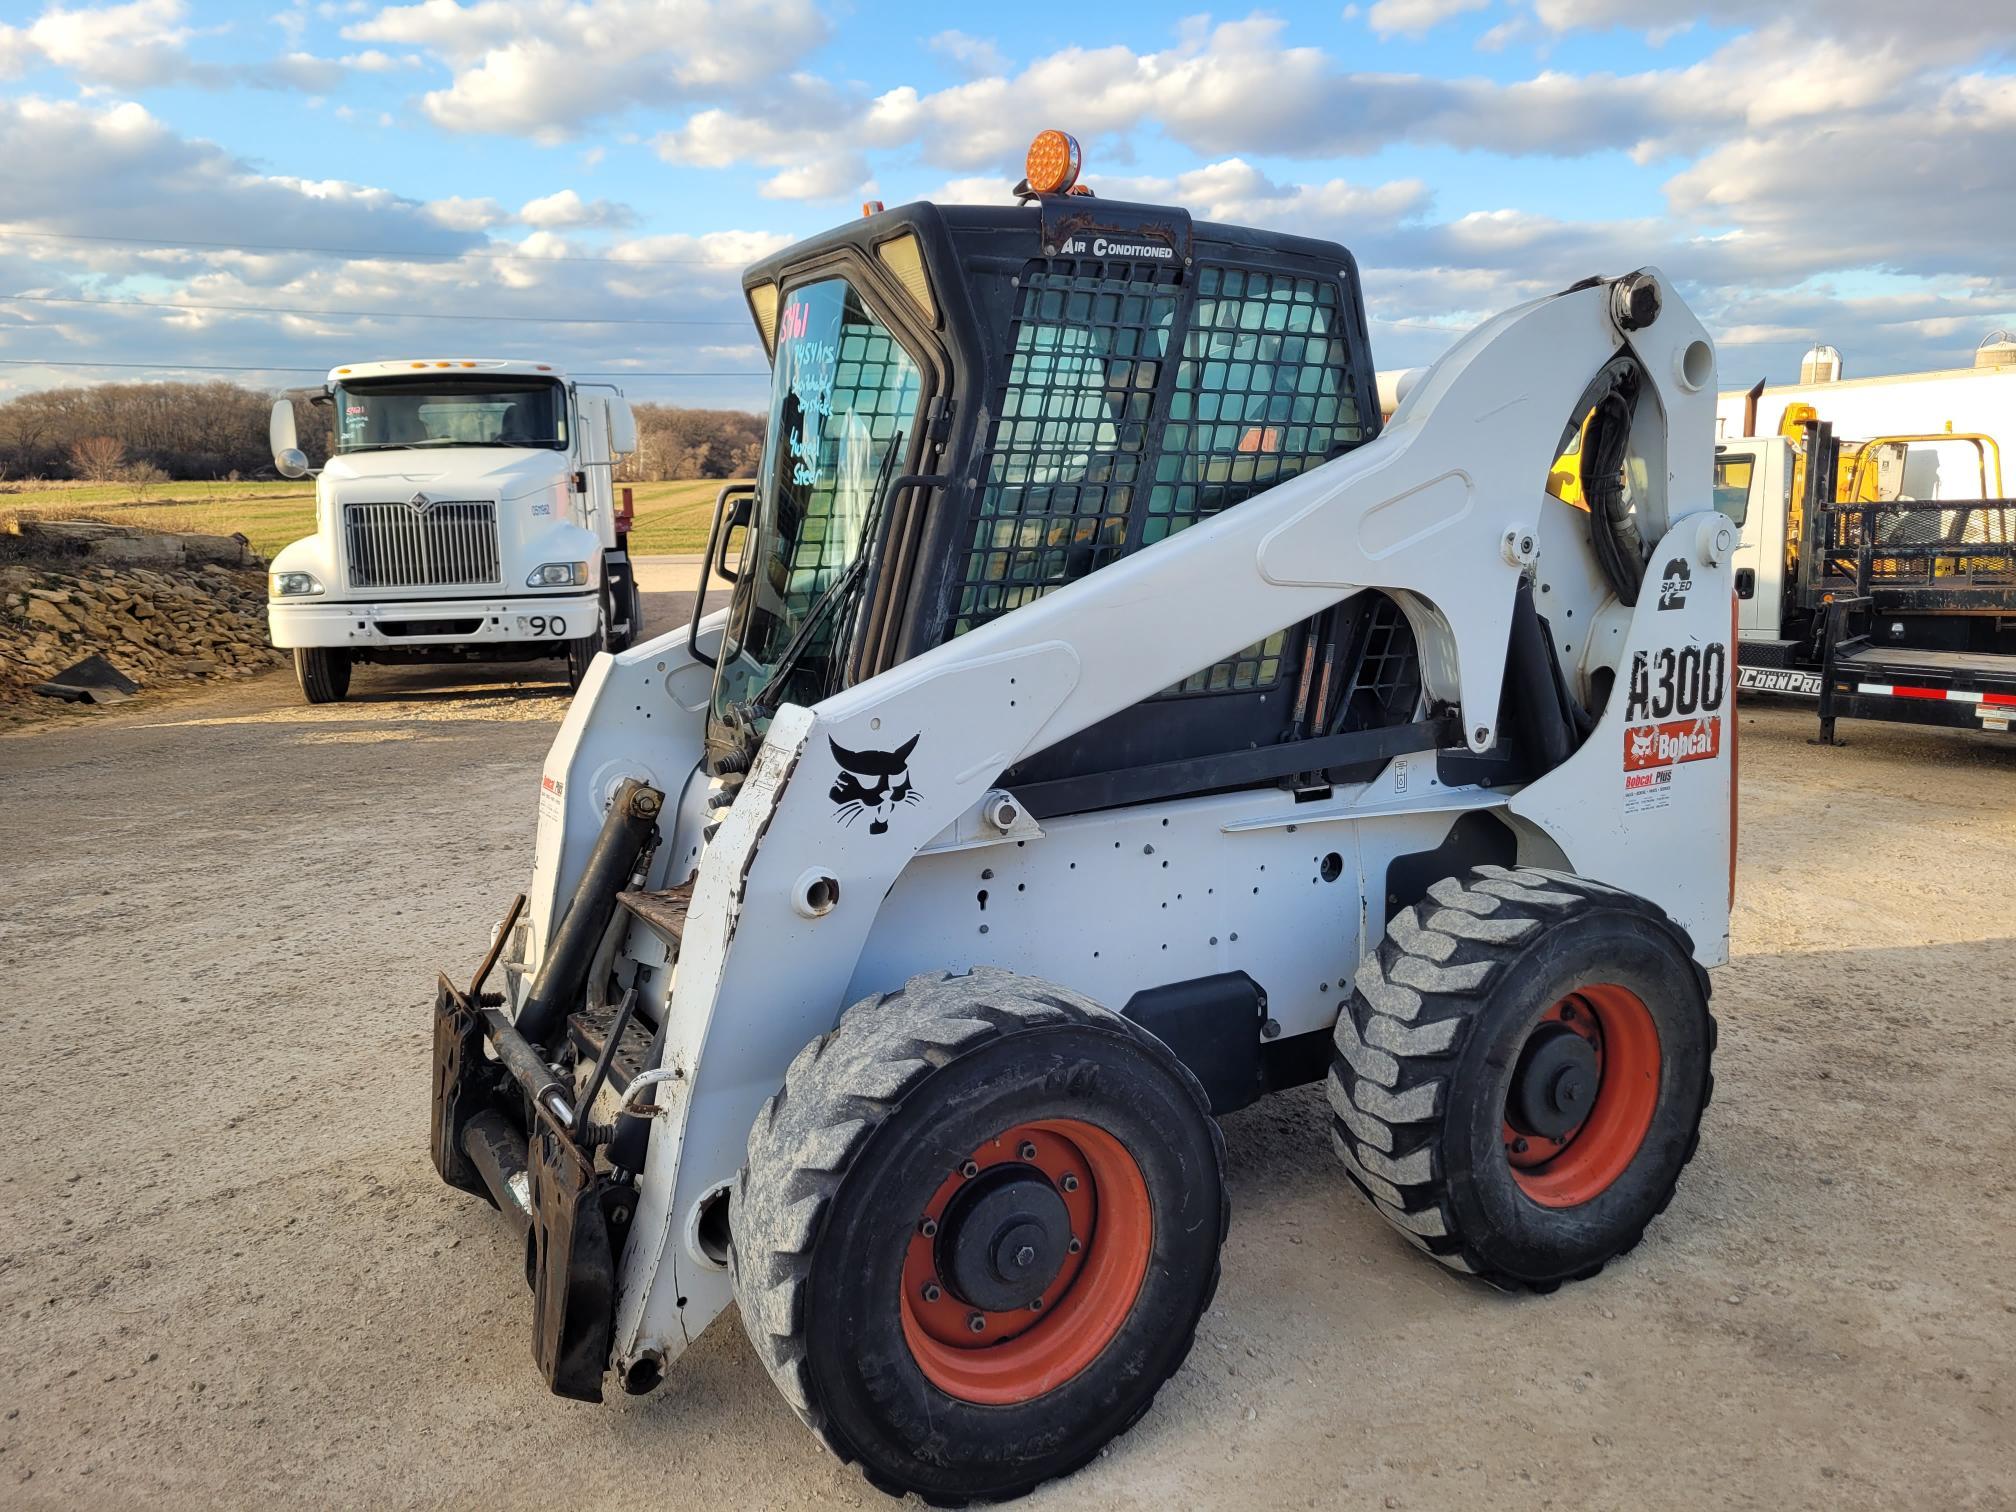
[712,278,923,721]
[333,376,567,452]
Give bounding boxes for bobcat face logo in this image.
[1628,727,1655,762]
[828,734,920,834]
[1656,556,1692,611]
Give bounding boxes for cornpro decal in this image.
[1736,665,1822,697]
[1624,716,1722,771]
[1626,642,1728,721]
[1656,557,1693,610]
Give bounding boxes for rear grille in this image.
[343,501,500,590]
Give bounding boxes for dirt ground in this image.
[1,571,2012,1510]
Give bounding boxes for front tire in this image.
[292,647,351,703]
[731,968,1227,1504]
[563,629,598,690]
[1328,865,1715,1289]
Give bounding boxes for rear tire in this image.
[730,967,1227,1504]
[292,647,351,704]
[1328,865,1714,1289]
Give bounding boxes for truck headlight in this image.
[527,561,589,588]
[271,571,323,597]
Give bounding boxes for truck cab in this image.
[265,359,642,703]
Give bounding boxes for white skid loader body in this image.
[510,269,1734,1382]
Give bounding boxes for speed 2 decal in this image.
[1624,641,1728,775]
[828,734,921,834]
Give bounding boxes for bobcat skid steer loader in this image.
[429,132,1736,1504]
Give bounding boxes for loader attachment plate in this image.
[429,974,492,1199]
[526,1106,629,1402]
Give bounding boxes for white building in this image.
[1715,334,2016,499]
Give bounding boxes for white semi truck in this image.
[265,359,643,703]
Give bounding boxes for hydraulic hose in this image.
[1580,361,1649,606]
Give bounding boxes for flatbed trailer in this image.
[1729,420,2016,741]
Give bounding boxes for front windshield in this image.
[333,376,567,453]
[713,278,923,719]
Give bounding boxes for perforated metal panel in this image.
[944,258,1365,696]
[946,258,1180,639]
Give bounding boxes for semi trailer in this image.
[265,359,643,703]
[1722,416,2016,738]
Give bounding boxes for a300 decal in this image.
[1626,641,1728,722]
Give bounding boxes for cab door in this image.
[1721,438,1791,639]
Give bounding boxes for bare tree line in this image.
[0,381,763,484]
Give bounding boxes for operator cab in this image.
[699,132,1419,819]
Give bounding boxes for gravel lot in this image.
[2,567,2011,1510]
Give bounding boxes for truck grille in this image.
[343,501,501,590]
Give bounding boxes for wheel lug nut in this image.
[1512,1137,1529,1153]
[1029,1298,1045,1312]
[1018,1141,1037,1161]
[967,1313,987,1333]
[960,1160,980,1178]
[1060,1173,1079,1192]
[922,1282,941,1303]
[919,1217,938,1238]
[1067,1237,1082,1254]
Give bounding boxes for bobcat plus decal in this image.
[829,734,921,834]
[1623,641,1728,796]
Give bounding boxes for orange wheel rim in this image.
[898,1118,1151,1405]
[1504,984,1661,1208]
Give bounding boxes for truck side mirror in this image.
[608,397,638,457]
[1734,567,1756,600]
[270,399,312,479]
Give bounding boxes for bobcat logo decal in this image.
[1628,727,1656,763]
[828,734,920,834]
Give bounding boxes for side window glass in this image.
[1712,452,1754,526]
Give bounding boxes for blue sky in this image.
[1,0,2011,408]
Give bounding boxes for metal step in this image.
[616,881,693,952]
[567,998,656,1097]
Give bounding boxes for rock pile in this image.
[0,558,284,710]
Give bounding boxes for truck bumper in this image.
[268,591,599,650]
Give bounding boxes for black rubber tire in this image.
[292,647,351,703]
[603,571,643,654]
[564,629,599,690]
[730,967,1228,1505]
[1328,864,1715,1290]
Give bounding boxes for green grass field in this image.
[0,477,737,559]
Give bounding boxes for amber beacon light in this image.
[1023,129,1083,195]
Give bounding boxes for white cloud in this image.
[0,95,479,255]
[1366,0,1491,39]
[347,0,828,140]
[516,188,636,229]
[424,194,506,231]
[927,30,1007,78]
